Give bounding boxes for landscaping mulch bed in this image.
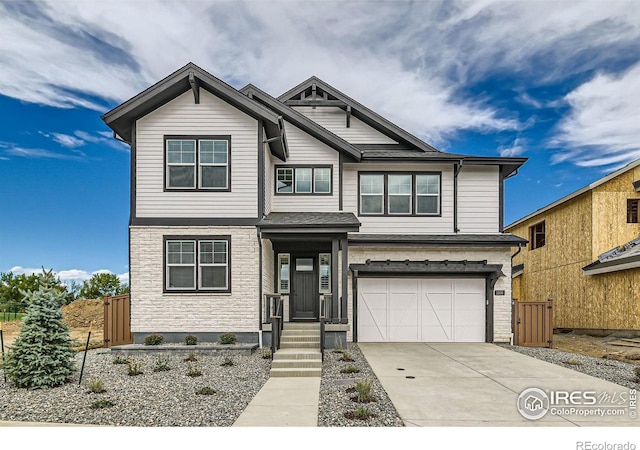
[318,343,404,427]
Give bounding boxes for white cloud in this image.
[9,267,128,285]
[118,272,129,286]
[498,138,526,157]
[9,266,44,276]
[2,145,83,160]
[551,63,640,167]
[51,132,85,148]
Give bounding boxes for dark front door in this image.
[291,257,318,320]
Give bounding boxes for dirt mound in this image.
[61,299,103,328]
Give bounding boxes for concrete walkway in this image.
[359,343,639,427]
[232,377,321,427]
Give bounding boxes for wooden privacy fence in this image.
[513,299,553,347]
[104,294,133,347]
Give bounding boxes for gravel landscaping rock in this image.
[0,348,270,426]
[499,344,640,390]
[318,343,404,427]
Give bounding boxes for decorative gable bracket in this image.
[188,71,200,104]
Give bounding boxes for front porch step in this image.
[269,368,322,377]
[279,341,320,349]
[283,323,320,330]
[272,349,321,361]
[280,335,321,343]
[271,359,322,369]
[279,329,318,336]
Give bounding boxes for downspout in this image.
[257,229,263,348]
[510,243,523,345]
[453,160,463,233]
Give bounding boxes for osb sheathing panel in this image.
[507,168,640,330]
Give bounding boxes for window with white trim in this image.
[165,236,230,292]
[359,172,441,216]
[166,137,230,190]
[275,166,333,195]
[360,174,384,214]
[277,254,290,294]
[319,254,331,294]
[415,174,440,215]
[388,174,412,214]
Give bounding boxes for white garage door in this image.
[357,278,486,342]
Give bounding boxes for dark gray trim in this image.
[266,232,350,243]
[163,135,231,192]
[339,153,344,211]
[258,121,264,218]
[132,218,258,226]
[499,166,505,233]
[188,71,200,104]
[102,62,281,144]
[258,230,263,331]
[162,235,231,294]
[348,233,528,247]
[130,121,137,223]
[238,83,362,161]
[331,239,339,323]
[453,162,459,233]
[284,99,348,107]
[357,171,442,217]
[273,165,334,196]
[352,269,359,342]
[340,237,348,324]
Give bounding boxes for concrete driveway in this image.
[359,343,639,427]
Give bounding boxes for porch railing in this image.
[319,293,333,361]
[263,293,283,354]
[323,293,345,324]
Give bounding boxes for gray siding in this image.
[136,90,258,218]
[270,121,340,212]
[343,163,454,233]
[457,166,499,233]
[293,106,397,144]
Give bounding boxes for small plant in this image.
[112,356,130,365]
[340,351,355,362]
[219,333,237,345]
[87,378,106,394]
[90,399,115,409]
[127,360,143,376]
[186,362,203,377]
[184,351,199,362]
[144,334,164,346]
[344,406,374,420]
[196,386,217,395]
[185,334,198,346]
[340,364,360,374]
[261,349,272,360]
[220,356,234,367]
[354,379,374,403]
[153,357,171,372]
[332,336,344,353]
[565,356,582,365]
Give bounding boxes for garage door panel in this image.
[357,277,486,343]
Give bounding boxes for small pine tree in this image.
[3,270,76,389]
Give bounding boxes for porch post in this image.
[340,237,348,324]
[331,238,339,323]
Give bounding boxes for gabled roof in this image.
[101,62,287,159]
[239,83,362,161]
[277,76,526,175]
[278,75,442,153]
[506,158,640,229]
[583,235,640,275]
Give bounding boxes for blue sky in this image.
[1,0,639,284]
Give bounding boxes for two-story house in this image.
[102,63,527,346]
[506,159,640,333]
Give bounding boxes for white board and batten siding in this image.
[342,163,455,234]
[293,106,397,144]
[457,166,499,233]
[269,121,339,212]
[136,90,259,218]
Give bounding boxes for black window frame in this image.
[529,221,546,250]
[274,165,333,196]
[357,171,442,217]
[164,135,231,192]
[163,235,231,293]
[627,199,639,223]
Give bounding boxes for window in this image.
[529,222,545,250]
[165,236,230,292]
[296,258,314,271]
[359,172,441,216]
[275,166,332,195]
[627,199,639,223]
[277,254,290,293]
[166,137,230,190]
[319,254,331,293]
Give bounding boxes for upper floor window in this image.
[275,166,332,195]
[529,221,545,250]
[359,172,440,216]
[165,137,230,191]
[165,236,230,293]
[627,199,639,223]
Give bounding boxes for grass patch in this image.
[90,399,115,409]
[196,387,216,395]
[340,364,360,374]
[87,378,106,394]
